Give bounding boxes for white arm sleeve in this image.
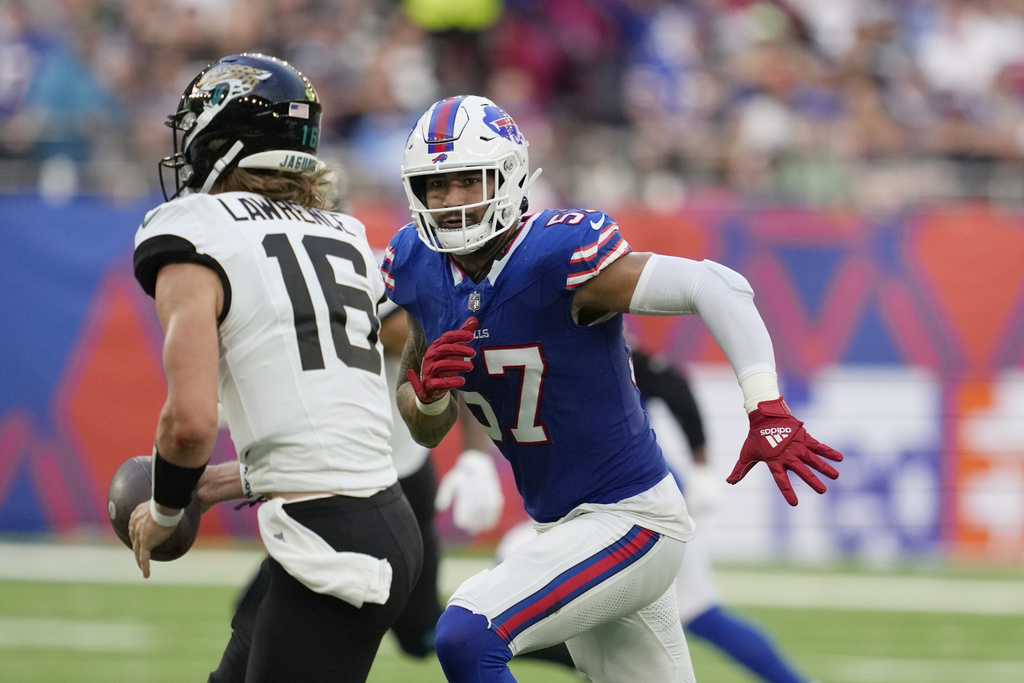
[629,255,780,411]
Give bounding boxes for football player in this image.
[383,95,843,682]
[128,53,422,682]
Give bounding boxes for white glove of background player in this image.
[685,462,722,517]
[436,449,504,535]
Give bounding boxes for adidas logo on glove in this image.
[760,426,792,447]
[729,395,843,506]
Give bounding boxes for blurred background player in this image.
[384,94,842,682]
[498,347,820,683]
[129,53,423,683]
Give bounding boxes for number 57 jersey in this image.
[384,209,670,523]
[133,191,397,497]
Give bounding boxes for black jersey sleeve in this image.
[632,350,706,452]
[133,233,232,323]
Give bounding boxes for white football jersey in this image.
[134,192,397,496]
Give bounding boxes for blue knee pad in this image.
[435,606,516,683]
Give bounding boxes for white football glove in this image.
[684,463,721,517]
[435,449,504,535]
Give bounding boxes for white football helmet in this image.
[401,95,541,254]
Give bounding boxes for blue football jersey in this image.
[384,209,669,522]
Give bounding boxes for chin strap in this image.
[523,167,542,194]
[199,140,245,194]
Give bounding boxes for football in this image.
[107,455,202,561]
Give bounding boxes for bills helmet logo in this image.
[468,291,481,312]
[482,105,523,144]
[432,153,449,163]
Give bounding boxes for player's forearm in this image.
[396,381,459,448]
[151,385,217,515]
[155,403,218,469]
[195,462,245,510]
[459,397,494,452]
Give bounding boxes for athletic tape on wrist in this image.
[149,498,184,527]
[151,446,207,509]
[415,391,451,416]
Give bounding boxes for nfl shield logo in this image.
[468,291,481,312]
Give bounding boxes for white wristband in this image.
[415,391,451,416]
[149,498,184,527]
[739,371,781,414]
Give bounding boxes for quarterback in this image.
[128,53,422,682]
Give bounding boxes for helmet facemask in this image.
[406,162,525,254]
[158,110,197,200]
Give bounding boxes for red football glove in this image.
[726,396,843,506]
[407,317,479,405]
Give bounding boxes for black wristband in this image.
[152,447,207,509]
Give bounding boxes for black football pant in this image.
[208,482,422,683]
[388,457,444,657]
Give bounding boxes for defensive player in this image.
[127,53,422,682]
[382,95,843,682]
[502,349,820,683]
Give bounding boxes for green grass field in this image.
[1,556,1023,683]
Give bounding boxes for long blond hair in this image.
[215,166,338,210]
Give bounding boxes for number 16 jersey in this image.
[134,192,397,497]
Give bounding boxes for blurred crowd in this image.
[5,0,1024,210]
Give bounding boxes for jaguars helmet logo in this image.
[191,64,272,106]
